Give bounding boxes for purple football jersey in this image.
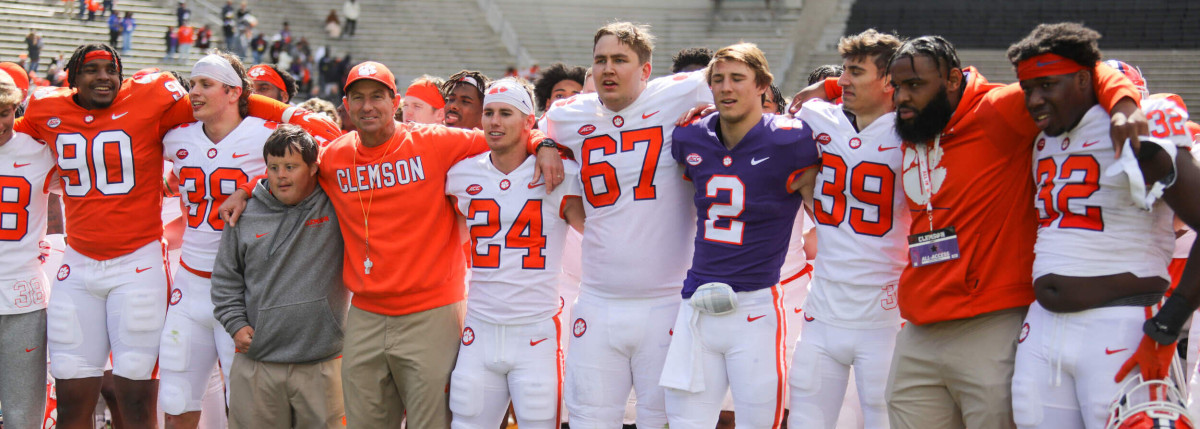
[671,113,820,298]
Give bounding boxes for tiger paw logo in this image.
[357,64,377,77]
[56,264,70,281]
[572,318,587,338]
[901,143,946,206]
[461,327,475,346]
[248,67,266,79]
[1018,322,1030,343]
[169,288,182,306]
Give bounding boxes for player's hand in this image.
[1115,334,1175,382]
[788,81,832,115]
[234,326,254,353]
[533,146,564,194]
[1110,97,1148,158]
[218,189,250,227]
[676,103,716,127]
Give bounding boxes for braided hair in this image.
[889,36,960,79]
[66,43,122,89]
[441,69,490,100]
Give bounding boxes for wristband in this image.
[1145,294,1190,345]
[537,138,559,151]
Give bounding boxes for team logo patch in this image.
[169,288,182,306]
[47,117,61,128]
[176,149,189,160]
[248,67,266,79]
[499,179,511,190]
[1036,138,1046,151]
[578,124,596,136]
[722,156,732,167]
[56,264,70,281]
[466,184,482,195]
[816,133,831,145]
[1060,137,1070,151]
[357,63,378,77]
[849,137,862,149]
[673,73,689,81]
[83,115,94,124]
[207,148,218,159]
[612,116,624,128]
[487,86,508,94]
[573,318,587,337]
[686,153,703,166]
[1018,322,1030,343]
[461,327,475,346]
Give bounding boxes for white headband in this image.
[191,54,242,88]
[483,79,534,115]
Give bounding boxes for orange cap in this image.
[0,62,29,97]
[344,61,396,94]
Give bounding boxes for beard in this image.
[895,85,954,143]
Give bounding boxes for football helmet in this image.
[1104,59,1150,99]
[1106,358,1195,429]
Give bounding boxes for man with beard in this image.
[879,35,1146,428]
[441,70,489,129]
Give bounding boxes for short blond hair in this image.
[594,22,655,64]
[0,72,20,108]
[707,42,773,89]
[837,29,902,75]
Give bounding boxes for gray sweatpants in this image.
[1,309,47,429]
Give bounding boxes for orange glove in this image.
[1115,334,1176,382]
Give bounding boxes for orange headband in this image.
[83,50,114,65]
[1016,53,1087,81]
[405,81,445,109]
[247,65,286,93]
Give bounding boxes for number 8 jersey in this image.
[1032,102,1185,281]
[542,70,712,299]
[16,72,195,260]
[163,118,273,273]
[0,132,57,314]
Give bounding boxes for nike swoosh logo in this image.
[528,181,544,189]
[530,338,548,346]
[256,233,269,238]
[135,267,152,273]
[642,111,659,119]
[1082,140,1101,148]
[750,157,769,165]
[232,153,250,158]
[112,112,128,120]
[1036,60,1061,67]
[793,307,802,314]
[25,347,37,352]
[13,163,30,168]
[877,146,899,152]
[1105,347,1128,355]
[747,315,765,322]
[804,315,815,322]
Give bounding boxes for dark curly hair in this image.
[671,47,712,73]
[1006,22,1102,69]
[533,63,586,111]
[807,64,843,85]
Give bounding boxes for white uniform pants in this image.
[449,314,562,429]
[158,267,235,415]
[789,317,898,429]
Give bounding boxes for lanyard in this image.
[915,135,941,231]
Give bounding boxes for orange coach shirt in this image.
[892,65,1139,325]
[16,72,194,260]
[317,123,544,316]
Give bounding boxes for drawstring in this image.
[1050,312,1065,387]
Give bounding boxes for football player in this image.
[246,64,296,104]
[402,75,446,125]
[442,70,489,130]
[660,42,819,429]
[540,22,713,428]
[445,78,584,429]
[1005,23,1200,428]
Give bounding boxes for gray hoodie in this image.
[212,179,347,364]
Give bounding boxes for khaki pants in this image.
[885,307,1027,429]
[342,301,465,429]
[228,354,345,429]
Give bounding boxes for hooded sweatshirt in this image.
[212,178,348,364]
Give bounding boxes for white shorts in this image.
[158,267,235,415]
[1012,301,1149,429]
[788,317,898,429]
[564,292,678,429]
[661,285,789,429]
[450,313,562,429]
[47,240,168,380]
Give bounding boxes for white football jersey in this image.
[799,100,909,328]
[0,132,57,314]
[1032,103,1186,280]
[163,118,274,272]
[447,153,583,325]
[543,70,712,299]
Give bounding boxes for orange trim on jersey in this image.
[785,164,817,193]
[780,263,813,285]
[554,308,564,427]
[1167,258,1187,296]
[179,259,212,279]
[770,284,787,429]
[559,195,580,220]
[1016,53,1086,82]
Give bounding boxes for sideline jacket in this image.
[212,179,348,364]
